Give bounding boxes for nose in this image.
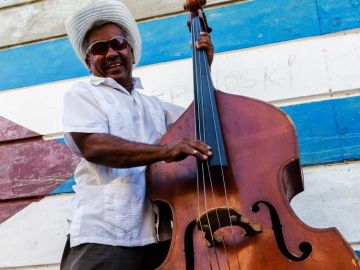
[105,46,118,59]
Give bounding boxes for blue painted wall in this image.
[52,96,360,193]
[316,0,360,33]
[1,0,360,91]
[282,100,343,165]
[50,176,75,194]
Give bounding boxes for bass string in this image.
[194,12,242,269]
[197,51,223,270]
[194,23,224,270]
[190,3,231,268]
[198,31,242,270]
[193,16,232,270]
[192,13,222,269]
[193,14,240,269]
[191,14,217,270]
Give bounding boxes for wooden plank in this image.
[2,27,360,99]
[0,0,35,9]
[0,118,79,201]
[282,96,360,165]
[0,116,38,141]
[0,194,71,268]
[49,96,360,193]
[0,137,79,200]
[335,97,360,160]
[4,29,355,134]
[50,177,74,195]
[0,118,78,223]
[316,0,360,34]
[0,78,80,135]
[0,162,359,268]
[282,100,342,165]
[123,0,234,20]
[291,161,360,243]
[0,197,42,224]
[0,0,320,91]
[0,0,235,48]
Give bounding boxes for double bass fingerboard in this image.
[189,10,228,168]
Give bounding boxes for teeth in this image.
[109,63,122,68]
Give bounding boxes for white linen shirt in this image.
[63,76,183,247]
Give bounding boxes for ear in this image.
[85,56,92,72]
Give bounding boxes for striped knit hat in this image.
[65,0,141,67]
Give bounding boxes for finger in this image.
[192,40,211,50]
[197,32,211,45]
[188,148,211,160]
[198,32,212,43]
[190,32,211,49]
[197,40,211,46]
[187,140,212,157]
[178,139,211,155]
[196,40,213,50]
[196,40,211,48]
[199,32,211,38]
[174,144,207,160]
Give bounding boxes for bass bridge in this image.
[197,207,262,247]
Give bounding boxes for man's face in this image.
[85,23,135,90]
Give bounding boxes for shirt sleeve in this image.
[159,100,185,130]
[64,132,83,157]
[63,82,108,134]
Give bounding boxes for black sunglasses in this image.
[86,36,129,56]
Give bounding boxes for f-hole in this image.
[152,201,173,268]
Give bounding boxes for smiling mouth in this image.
[107,63,124,69]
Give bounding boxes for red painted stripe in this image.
[0,117,80,223]
[0,116,38,141]
[0,139,79,200]
[0,197,43,224]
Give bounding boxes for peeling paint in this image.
[0,118,79,223]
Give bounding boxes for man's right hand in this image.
[70,132,211,168]
[162,138,212,163]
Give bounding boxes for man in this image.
[61,1,214,269]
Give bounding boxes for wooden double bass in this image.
[148,1,360,269]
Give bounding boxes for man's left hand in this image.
[196,32,214,66]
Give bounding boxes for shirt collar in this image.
[89,76,144,94]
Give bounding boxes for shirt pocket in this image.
[72,184,105,237]
[103,183,145,234]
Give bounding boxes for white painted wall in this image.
[0,0,35,9]
[1,30,360,136]
[1,1,359,268]
[291,161,360,244]
[0,161,358,269]
[0,0,236,48]
[0,194,71,269]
